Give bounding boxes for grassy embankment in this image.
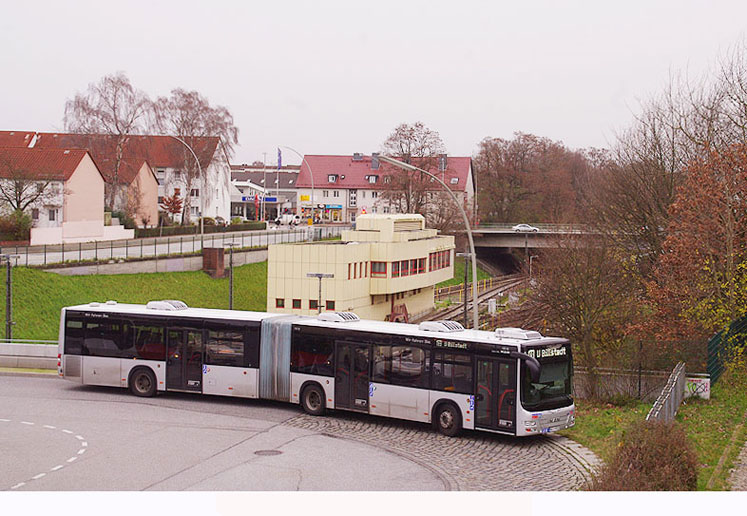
[560,370,747,490]
[0,260,491,340]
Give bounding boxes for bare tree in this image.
[153,89,239,224]
[64,72,152,209]
[0,156,60,213]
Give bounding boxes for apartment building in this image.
[267,213,454,321]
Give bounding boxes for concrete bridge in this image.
[470,223,590,250]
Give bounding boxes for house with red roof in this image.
[31,132,231,225]
[295,153,475,225]
[0,147,133,245]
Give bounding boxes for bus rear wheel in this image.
[301,384,325,416]
[129,368,157,398]
[435,403,461,437]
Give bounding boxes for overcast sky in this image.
[1,0,746,165]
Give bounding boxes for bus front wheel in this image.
[129,368,157,398]
[301,384,325,416]
[435,403,461,437]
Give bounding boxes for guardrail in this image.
[646,362,687,423]
[0,339,58,370]
[0,225,346,267]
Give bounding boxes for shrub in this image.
[111,210,136,229]
[591,419,698,490]
[0,210,32,240]
[231,217,244,225]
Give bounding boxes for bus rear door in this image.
[474,358,517,433]
[167,327,204,392]
[334,342,370,412]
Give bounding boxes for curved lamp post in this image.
[378,155,479,329]
[279,146,316,221]
[169,135,204,248]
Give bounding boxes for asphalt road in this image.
[0,374,599,491]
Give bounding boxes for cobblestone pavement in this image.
[284,411,601,491]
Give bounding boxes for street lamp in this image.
[1,254,19,340]
[169,135,204,249]
[456,252,472,329]
[226,242,237,310]
[378,155,479,329]
[306,272,334,314]
[280,146,316,223]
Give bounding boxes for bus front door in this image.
[166,329,204,392]
[334,342,370,412]
[474,358,516,433]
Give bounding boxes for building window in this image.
[348,263,351,280]
[174,187,181,196]
[309,299,318,311]
[392,261,400,278]
[191,189,200,197]
[48,209,57,221]
[450,177,459,184]
[371,262,387,277]
[292,299,302,309]
[400,260,410,277]
[326,300,335,311]
[368,175,378,184]
[323,190,329,197]
[328,175,337,183]
[174,170,181,179]
[32,208,39,220]
[371,191,378,199]
[418,258,426,274]
[383,206,389,213]
[333,190,340,198]
[276,298,285,308]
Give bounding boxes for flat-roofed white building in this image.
[267,214,454,321]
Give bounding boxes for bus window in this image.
[291,331,334,376]
[83,320,129,358]
[373,345,430,388]
[126,323,165,360]
[64,317,84,355]
[206,330,244,367]
[432,352,472,394]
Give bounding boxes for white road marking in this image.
[3,418,88,490]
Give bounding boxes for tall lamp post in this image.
[280,146,316,222]
[226,242,237,310]
[306,272,334,314]
[1,254,19,340]
[169,135,204,249]
[378,155,479,329]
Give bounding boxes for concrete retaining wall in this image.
[0,343,57,369]
[47,249,268,276]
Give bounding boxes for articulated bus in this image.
[58,300,575,437]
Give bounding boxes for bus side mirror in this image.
[511,352,541,383]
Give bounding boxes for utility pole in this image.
[226,243,237,310]
[2,254,19,340]
[457,252,472,328]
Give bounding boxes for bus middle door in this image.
[166,327,204,392]
[474,358,517,433]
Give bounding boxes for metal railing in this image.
[646,362,687,423]
[472,223,590,233]
[0,226,346,267]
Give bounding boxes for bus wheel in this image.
[435,403,461,437]
[301,384,325,416]
[129,368,157,398]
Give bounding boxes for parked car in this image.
[274,214,302,226]
[512,223,539,232]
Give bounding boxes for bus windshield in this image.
[521,357,573,411]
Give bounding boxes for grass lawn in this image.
[0,263,268,340]
[675,370,747,490]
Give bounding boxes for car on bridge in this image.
[512,224,539,233]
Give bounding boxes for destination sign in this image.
[525,346,567,359]
[434,339,469,350]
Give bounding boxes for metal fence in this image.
[646,362,687,423]
[0,226,346,267]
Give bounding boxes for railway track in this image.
[415,274,527,325]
